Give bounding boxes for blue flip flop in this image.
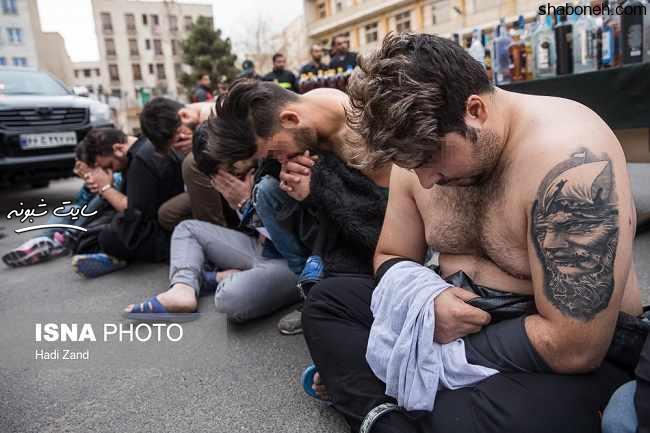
[301,364,321,399]
[125,296,200,322]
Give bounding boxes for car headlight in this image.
[89,103,112,125]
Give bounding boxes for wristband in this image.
[99,184,113,195]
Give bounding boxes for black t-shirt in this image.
[124,137,184,220]
[262,69,299,93]
[328,52,358,71]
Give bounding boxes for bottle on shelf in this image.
[523,17,536,80]
[493,18,513,85]
[573,0,599,73]
[621,0,645,64]
[508,17,526,81]
[468,28,486,66]
[602,0,623,68]
[555,11,574,75]
[533,15,557,79]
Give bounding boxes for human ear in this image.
[465,95,488,126]
[279,110,300,129]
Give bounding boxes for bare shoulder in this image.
[509,97,630,210]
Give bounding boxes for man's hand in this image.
[211,168,255,210]
[279,151,317,201]
[84,167,113,194]
[73,160,91,179]
[433,287,491,344]
[171,130,193,155]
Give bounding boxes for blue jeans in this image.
[253,175,309,275]
[602,381,638,433]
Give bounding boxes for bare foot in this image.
[125,283,197,313]
[313,372,330,400]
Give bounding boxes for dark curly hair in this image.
[80,127,126,165]
[346,32,493,169]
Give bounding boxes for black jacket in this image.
[283,153,388,275]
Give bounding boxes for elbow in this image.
[551,339,608,374]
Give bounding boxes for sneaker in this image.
[2,236,64,268]
[72,253,127,278]
[278,306,303,335]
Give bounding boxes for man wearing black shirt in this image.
[71,114,185,277]
[328,34,357,71]
[263,53,299,93]
[300,44,327,75]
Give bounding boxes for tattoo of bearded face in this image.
[532,151,618,321]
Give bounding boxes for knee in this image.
[303,278,357,332]
[602,381,638,433]
[214,282,248,323]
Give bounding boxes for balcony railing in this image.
[126,25,137,35]
[102,25,113,34]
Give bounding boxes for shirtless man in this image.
[207,79,391,334]
[301,33,643,433]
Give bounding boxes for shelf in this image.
[500,62,650,130]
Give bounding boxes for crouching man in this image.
[301,33,644,433]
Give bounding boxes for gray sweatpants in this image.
[169,220,299,322]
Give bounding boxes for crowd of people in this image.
[191,34,358,102]
[3,32,650,433]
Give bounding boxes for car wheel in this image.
[30,180,50,189]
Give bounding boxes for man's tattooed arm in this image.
[531,152,618,321]
[525,149,630,373]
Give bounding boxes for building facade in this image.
[302,0,568,58]
[72,61,104,97]
[90,0,213,130]
[272,15,309,73]
[0,0,40,68]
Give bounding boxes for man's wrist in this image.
[99,184,113,196]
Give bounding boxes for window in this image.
[431,1,450,25]
[74,69,79,78]
[151,14,159,26]
[145,39,151,50]
[111,88,121,98]
[128,38,139,56]
[395,10,411,33]
[148,63,154,74]
[153,39,162,55]
[0,57,6,65]
[183,15,192,31]
[108,64,120,81]
[2,0,18,14]
[365,22,378,44]
[142,14,148,25]
[100,12,112,32]
[7,27,22,44]
[105,38,116,56]
[169,15,178,32]
[317,2,326,18]
[336,1,342,12]
[83,69,91,78]
[155,63,166,80]
[125,13,136,32]
[12,57,27,67]
[174,63,182,77]
[132,64,142,81]
[171,39,179,56]
[95,68,100,76]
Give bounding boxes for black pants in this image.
[302,276,631,433]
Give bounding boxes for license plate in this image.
[19,132,77,149]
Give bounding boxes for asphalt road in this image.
[0,164,649,433]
